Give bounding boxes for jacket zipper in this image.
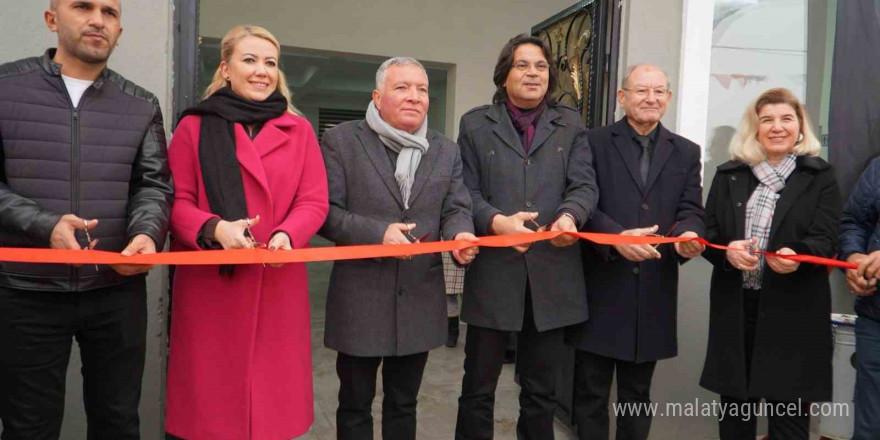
[60,77,94,290]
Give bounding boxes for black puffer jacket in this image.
[0,49,173,292]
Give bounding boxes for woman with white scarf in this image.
[700,88,842,440]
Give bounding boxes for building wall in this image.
[199,0,579,138]
[0,2,174,439]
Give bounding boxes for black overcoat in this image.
[568,118,705,362]
[700,156,841,402]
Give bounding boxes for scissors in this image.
[82,219,99,271]
[528,217,546,232]
[648,221,680,250]
[745,243,762,255]
[244,217,269,268]
[243,218,267,249]
[405,229,431,243]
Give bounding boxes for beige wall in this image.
[0,2,174,439]
[200,0,578,137]
[617,0,684,129]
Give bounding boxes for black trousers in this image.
[572,350,657,440]
[718,289,809,440]
[0,280,147,440]
[336,351,429,440]
[455,294,565,440]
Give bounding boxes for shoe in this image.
[446,316,460,347]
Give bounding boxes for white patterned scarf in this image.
[365,101,429,209]
[743,153,797,290]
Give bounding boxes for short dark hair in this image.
[492,33,558,105]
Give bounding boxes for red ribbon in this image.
[695,238,855,270]
[0,232,855,269]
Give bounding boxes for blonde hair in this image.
[729,88,820,165]
[203,25,300,115]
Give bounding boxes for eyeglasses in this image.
[513,61,550,73]
[622,87,669,98]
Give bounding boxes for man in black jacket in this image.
[0,1,173,438]
[568,64,704,440]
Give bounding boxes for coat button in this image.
[632,267,640,275]
[641,203,649,210]
[526,159,533,166]
[736,202,742,207]
[398,288,405,297]
[731,176,737,181]
[526,201,534,208]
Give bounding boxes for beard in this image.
[58,28,116,64]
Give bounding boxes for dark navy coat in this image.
[568,118,704,363]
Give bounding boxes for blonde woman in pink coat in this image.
[164,25,328,440]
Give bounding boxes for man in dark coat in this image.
[833,157,880,440]
[454,34,599,440]
[0,1,173,438]
[568,64,705,440]
[319,57,478,440]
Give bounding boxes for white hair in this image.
[375,57,427,90]
[621,64,671,90]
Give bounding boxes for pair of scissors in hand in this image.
[82,219,99,271]
[404,229,431,243]
[648,221,680,250]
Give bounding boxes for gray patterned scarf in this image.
[365,101,429,209]
[743,153,797,290]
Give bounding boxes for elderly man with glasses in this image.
[567,64,705,440]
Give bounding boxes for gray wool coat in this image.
[319,120,474,357]
[458,102,599,332]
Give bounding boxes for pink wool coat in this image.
[165,113,328,440]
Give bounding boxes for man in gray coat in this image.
[455,34,599,440]
[320,57,478,440]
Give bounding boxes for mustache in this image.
[81,29,107,40]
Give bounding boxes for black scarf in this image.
[178,87,287,274]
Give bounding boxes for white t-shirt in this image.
[62,75,94,108]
